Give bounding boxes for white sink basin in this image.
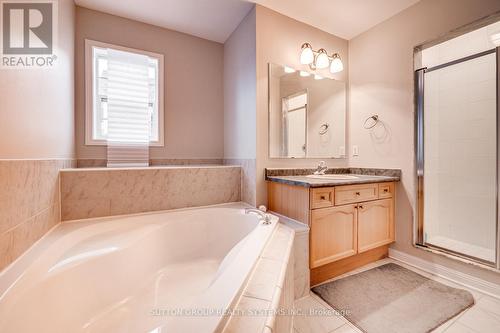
[305,174,359,180]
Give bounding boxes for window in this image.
[85,39,164,146]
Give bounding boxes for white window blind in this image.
[105,48,151,167]
[91,44,160,144]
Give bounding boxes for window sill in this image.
[84,140,165,147]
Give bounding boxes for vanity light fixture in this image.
[299,42,344,73]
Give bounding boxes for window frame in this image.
[84,39,165,146]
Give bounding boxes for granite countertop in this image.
[265,168,401,188]
[267,174,399,188]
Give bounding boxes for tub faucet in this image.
[245,206,271,224]
[314,161,328,175]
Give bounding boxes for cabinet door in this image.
[310,204,357,268]
[358,198,394,253]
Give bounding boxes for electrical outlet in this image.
[352,145,359,156]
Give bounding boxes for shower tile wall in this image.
[422,22,498,260]
[0,159,75,271]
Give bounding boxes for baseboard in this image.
[311,245,389,286]
[389,248,500,300]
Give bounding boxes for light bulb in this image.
[314,74,323,80]
[299,71,311,77]
[330,53,343,73]
[284,66,296,73]
[299,43,314,65]
[315,49,329,69]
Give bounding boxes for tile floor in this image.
[293,258,500,333]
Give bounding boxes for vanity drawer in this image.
[334,183,378,205]
[310,187,335,209]
[378,182,394,199]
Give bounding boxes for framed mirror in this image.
[268,63,346,158]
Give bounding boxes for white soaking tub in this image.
[0,203,278,333]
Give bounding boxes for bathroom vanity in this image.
[266,168,400,285]
[266,62,402,285]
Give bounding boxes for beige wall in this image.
[349,0,500,283]
[75,6,224,160]
[223,7,257,205]
[223,7,256,160]
[0,0,75,271]
[255,5,349,205]
[0,0,75,159]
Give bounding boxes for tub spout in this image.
[245,207,271,224]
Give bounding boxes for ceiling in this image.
[74,0,255,43]
[75,0,421,43]
[252,0,421,40]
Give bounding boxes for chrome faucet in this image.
[245,206,271,224]
[313,161,328,175]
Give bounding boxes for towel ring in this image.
[319,123,329,135]
[363,115,379,129]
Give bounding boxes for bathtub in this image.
[0,202,278,332]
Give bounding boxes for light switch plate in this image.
[352,145,359,156]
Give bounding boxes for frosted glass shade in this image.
[330,54,343,73]
[315,49,329,69]
[300,43,314,65]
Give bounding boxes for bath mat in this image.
[311,263,474,333]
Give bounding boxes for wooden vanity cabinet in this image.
[268,181,395,285]
[310,204,357,268]
[357,198,394,253]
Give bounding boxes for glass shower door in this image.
[417,49,498,265]
[283,91,308,158]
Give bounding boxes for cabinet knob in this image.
[384,189,389,193]
[355,192,360,195]
[358,205,363,209]
[320,195,326,200]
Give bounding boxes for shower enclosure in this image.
[415,19,500,267]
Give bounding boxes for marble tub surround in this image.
[224,159,256,206]
[0,159,75,271]
[77,158,224,168]
[223,223,295,333]
[60,165,241,221]
[272,212,310,300]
